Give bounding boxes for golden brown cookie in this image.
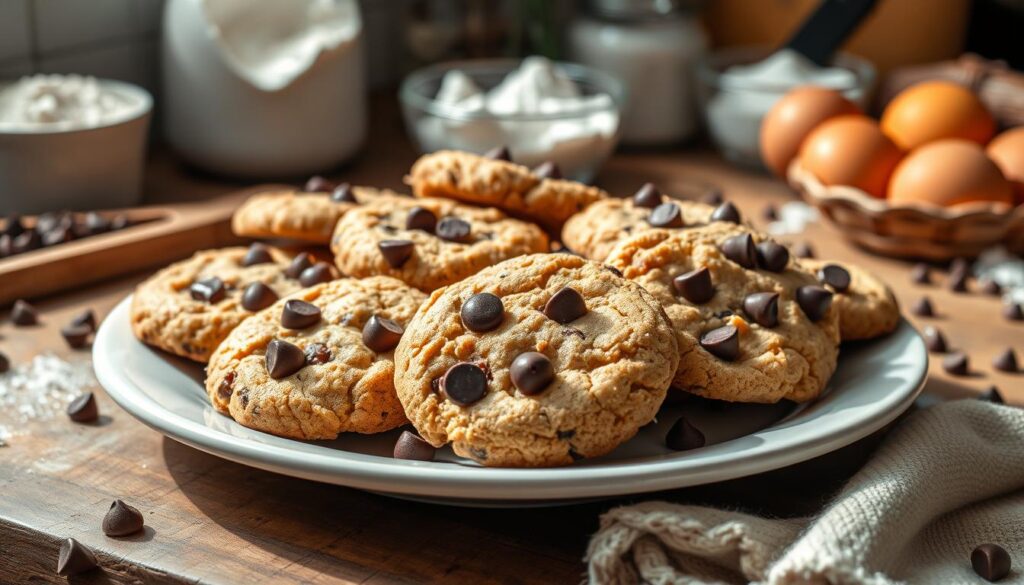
[231,187,406,244]
[800,259,901,341]
[330,196,549,292]
[405,150,606,233]
[205,276,426,439]
[130,244,332,362]
[394,253,679,467]
[607,224,841,404]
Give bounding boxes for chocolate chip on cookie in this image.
[544,287,587,323]
[743,292,779,328]
[190,277,226,304]
[242,242,274,267]
[648,202,684,228]
[285,252,315,278]
[304,175,335,193]
[673,267,714,303]
[436,216,472,243]
[379,239,414,267]
[461,293,504,332]
[817,264,851,292]
[533,161,562,180]
[632,183,662,209]
[484,145,511,162]
[331,182,358,203]
[281,299,321,329]
[405,206,438,233]
[666,416,706,451]
[266,339,306,379]
[394,430,436,461]
[510,352,554,396]
[362,315,404,352]
[442,362,488,406]
[796,285,833,322]
[755,241,789,273]
[304,343,333,365]
[242,282,278,311]
[700,325,739,361]
[299,262,334,287]
[710,201,741,224]
[721,234,758,269]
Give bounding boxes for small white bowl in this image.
[0,79,152,215]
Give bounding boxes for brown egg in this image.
[881,81,995,150]
[798,115,903,198]
[760,87,861,176]
[888,140,1014,208]
[987,126,1024,204]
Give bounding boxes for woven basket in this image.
[788,160,1024,261]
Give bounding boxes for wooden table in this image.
[2,103,1020,584]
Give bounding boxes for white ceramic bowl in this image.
[0,79,152,215]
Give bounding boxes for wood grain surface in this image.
[1,102,1020,584]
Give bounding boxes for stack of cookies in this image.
[130,148,900,467]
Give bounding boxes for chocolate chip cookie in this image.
[231,186,405,244]
[330,197,549,292]
[393,253,678,467]
[405,150,607,233]
[606,224,840,404]
[130,244,335,362]
[801,259,900,341]
[562,184,721,261]
[205,276,426,439]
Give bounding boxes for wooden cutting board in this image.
[0,185,288,305]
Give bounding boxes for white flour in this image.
[0,74,142,131]
[0,353,95,445]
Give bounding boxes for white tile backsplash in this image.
[0,0,32,62]
[34,0,139,53]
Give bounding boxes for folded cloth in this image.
[587,401,1024,584]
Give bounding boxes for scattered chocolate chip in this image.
[762,205,778,221]
[266,339,306,379]
[67,392,99,423]
[817,264,851,292]
[533,161,562,179]
[796,285,833,322]
[437,217,472,243]
[362,315,404,352]
[304,343,332,365]
[648,202,684,228]
[442,362,488,406]
[405,206,437,233]
[993,348,1018,373]
[102,500,145,536]
[71,309,97,332]
[10,299,39,326]
[942,351,969,376]
[2,214,24,238]
[980,279,1002,296]
[700,325,739,361]
[0,234,12,257]
[710,201,741,224]
[285,252,314,278]
[1004,303,1024,322]
[700,189,723,205]
[922,326,947,353]
[714,309,734,319]
[189,277,226,304]
[61,323,91,349]
[979,385,1005,404]
[972,543,1011,582]
[755,241,789,273]
[42,225,75,247]
[666,416,706,451]
[281,300,321,329]
[510,352,554,395]
[299,262,334,287]
[461,293,504,332]
[331,182,358,203]
[673,267,714,304]
[56,538,98,576]
[544,287,587,323]
[948,268,970,293]
[13,230,42,253]
[304,175,335,192]
[241,282,278,311]
[242,243,274,266]
[0,351,9,374]
[484,145,511,161]
[911,296,935,317]
[910,263,931,285]
[743,292,779,328]
[379,239,414,267]
[793,242,815,259]
[393,430,435,461]
[632,183,662,208]
[721,234,758,269]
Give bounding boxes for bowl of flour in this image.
[0,75,152,214]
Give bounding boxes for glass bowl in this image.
[695,46,876,170]
[399,59,625,183]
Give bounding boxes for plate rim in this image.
[94,295,927,501]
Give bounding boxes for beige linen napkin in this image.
[587,401,1024,584]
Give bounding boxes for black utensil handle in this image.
[785,0,880,66]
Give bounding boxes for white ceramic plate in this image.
[95,295,927,506]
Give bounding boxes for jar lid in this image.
[585,0,700,20]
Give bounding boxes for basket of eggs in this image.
[763,82,1024,261]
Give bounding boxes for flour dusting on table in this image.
[0,353,95,444]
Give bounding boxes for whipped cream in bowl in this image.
[400,57,624,182]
